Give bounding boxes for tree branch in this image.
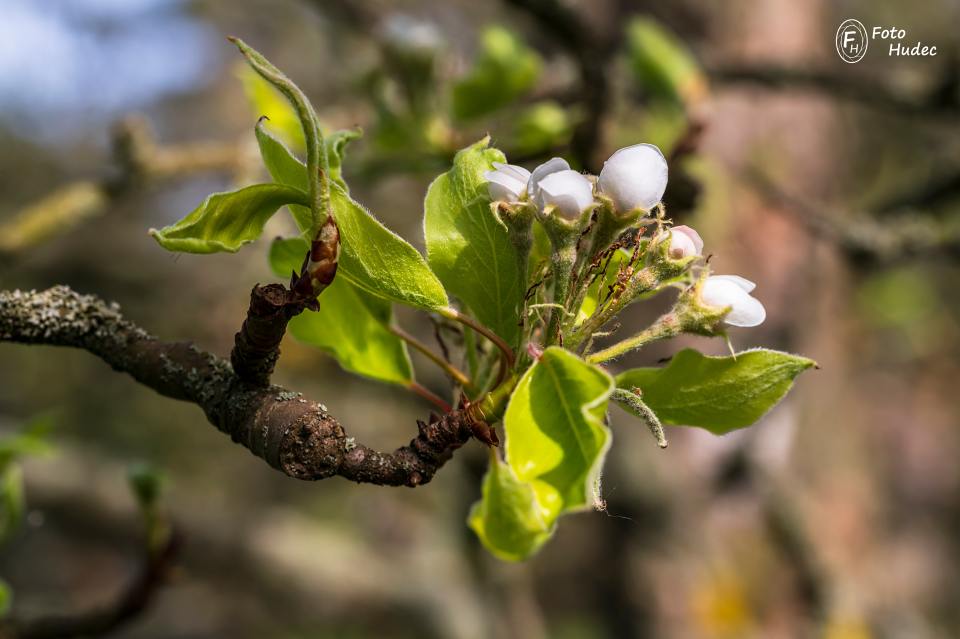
[0,286,475,487]
[1,529,181,639]
[749,170,960,264]
[709,63,960,121]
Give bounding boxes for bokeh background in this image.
[1,0,959,637]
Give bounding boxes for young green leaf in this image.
[615,348,816,434]
[149,184,309,254]
[0,578,10,618]
[626,17,708,107]
[331,183,448,310]
[424,138,523,345]
[255,122,313,232]
[451,26,542,121]
[468,456,555,562]
[269,237,413,385]
[230,37,327,230]
[0,466,24,544]
[238,64,305,150]
[504,347,614,521]
[256,122,363,234]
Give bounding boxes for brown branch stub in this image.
[0,286,474,487]
[230,283,307,387]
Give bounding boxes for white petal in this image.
[701,276,766,327]
[671,225,703,255]
[724,293,766,327]
[527,157,570,202]
[484,170,525,202]
[598,143,668,213]
[537,169,593,218]
[492,162,531,184]
[709,274,756,293]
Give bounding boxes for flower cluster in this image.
[484,144,766,329]
[485,143,668,217]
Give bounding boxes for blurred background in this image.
[1,0,959,637]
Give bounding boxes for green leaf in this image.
[255,121,313,232]
[238,64,305,150]
[270,238,414,385]
[256,122,362,234]
[504,347,614,521]
[127,462,166,511]
[424,138,523,345]
[331,183,448,310]
[324,129,362,192]
[0,466,24,544]
[626,18,707,107]
[468,456,554,562]
[0,578,11,618]
[150,184,309,254]
[616,348,816,434]
[512,101,572,156]
[451,26,542,121]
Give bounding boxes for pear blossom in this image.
[701,275,766,327]
[484,162,531,202]
[526,157,570,203]
[663,225,703,259]
[598,143,668,213]
[536,169,594,218]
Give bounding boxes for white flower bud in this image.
[526,157,570,203]
[536,169,594,218]
[663,225,703,259]
[701,275,766,327]
[381,15,443,54]
[484,162,531,202]
[598,143,668,213]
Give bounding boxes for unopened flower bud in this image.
[526,157,570,203]
[536,169,594,218]
[700,275,766,327]
[663,225,703,259]
[484,162,531,202]
[598,143,668,213]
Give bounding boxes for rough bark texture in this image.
[0,286,474,487]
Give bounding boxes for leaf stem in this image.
[389,325,472,388]
[407,382,452,413]
[440,307,516,384]
[586,314,681,364]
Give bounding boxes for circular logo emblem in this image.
[836,19,868,63]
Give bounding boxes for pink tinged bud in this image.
[484,162,531,202]
[598,143,668,213]
[526,157,570,203]
[701,275,767,327]
[665,225,704,259]
[536,169,594,218]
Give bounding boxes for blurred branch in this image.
[0,116,254,258]
[0,285,476,487]
[0,529,180,639]
[749,169,960,264]
[715,444,831,626]
[709,63,960,121]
